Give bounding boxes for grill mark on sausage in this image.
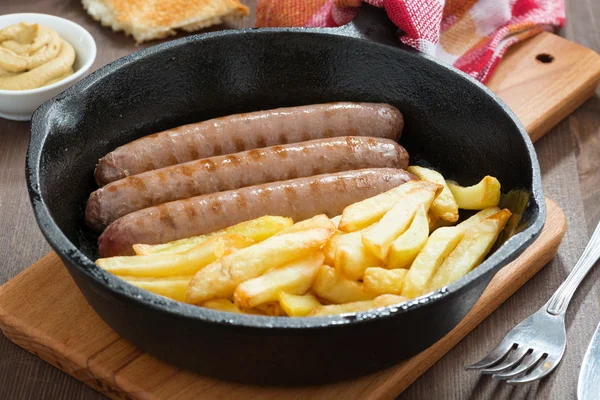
[283,185,298,202]
[236,192,248,209]
[345,136,360,152]
[128,176,147,190]
[158,205,176,230]
[179,165,196,177]
[202,159,216,171]
[213,143,222,155]
[209,199,222,216]
[184,203,197,218]
[271,146,287,158]
[234,138,245,152]
[278,133,289,144]
[256,134,267,148]
[248,150,263,161]
[225,155,240,166]
[287,167,298,179]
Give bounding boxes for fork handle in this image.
[546,221,600,316]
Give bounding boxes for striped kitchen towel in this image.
[256,0,565,82]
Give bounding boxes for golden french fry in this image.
[323,233,341,265]
[202,299,243,314]
[97,235,254,277]
[387,205,429,269]
[278,292,322,317]
[254,302,286,316]
[407,166,459,222]
[401,227,464,299]
[363,268,407,295]
[428,209,511,291]
[276,214,335,236]
[457,207,501,230]
[120,276,192,302]
[312,265,377,304]
[185,227,335,304]
[309,294,407,316]
[338,181,423,233]
[448,176,501,210]
[133,216,292,255]
[362,182,441,261]
[334,231,381,280]
[233,252,323,309]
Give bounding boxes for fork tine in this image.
[506,355,561,384]
[480,346,530,374]
[492,351,543,381]
[465,339,515,370]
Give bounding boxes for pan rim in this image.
[27,27,546,330]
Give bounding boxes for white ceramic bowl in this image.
[0,13,97,121]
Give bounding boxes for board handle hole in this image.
[536,53,554,63]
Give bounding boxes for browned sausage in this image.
[98,168,415,257]
[95,103,404,186]
[87,137,409,231]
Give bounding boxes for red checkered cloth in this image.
[256,0,565,82]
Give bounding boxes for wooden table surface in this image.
[0,1,598,399]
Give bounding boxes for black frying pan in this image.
[26,5,545,385]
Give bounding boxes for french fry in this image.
[96,235,254,277]
[361,182,441,261]
[428,214,454,232]
[323,233,342,265]
[202,299,243,314]
[334,231,381,280]
[309,294,407,316]
[121,276,192,302]
[457,207,501,230]
[448,176,501,210]
[278,292,322,317]
[428,209,511,291]
[338,181,426,233]
[276,214,335,235]
[401,227,464,299]
[233,252,323,309]
[386,205,429,269]
[363,268,407,295]
[254,302,286,316]
[185,227,335,304]
[330,215,342,228]
[132,216,293,255]
[312,265,377,304]
[407,166,458,222]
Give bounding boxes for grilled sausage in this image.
[87,137,409,231]
[98,168,415,257]
[95,103,404,186]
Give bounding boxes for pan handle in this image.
[325,3,413,51]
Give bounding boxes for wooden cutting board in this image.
[0,31,598,400]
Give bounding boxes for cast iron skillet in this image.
[27,5,545,385]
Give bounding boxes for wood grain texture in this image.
[0,200,566,400]
[0,0,598,399]
[486,32,600,143]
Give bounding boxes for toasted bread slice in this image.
[82,0,250,43]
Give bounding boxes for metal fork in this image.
[466,221,600,384]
